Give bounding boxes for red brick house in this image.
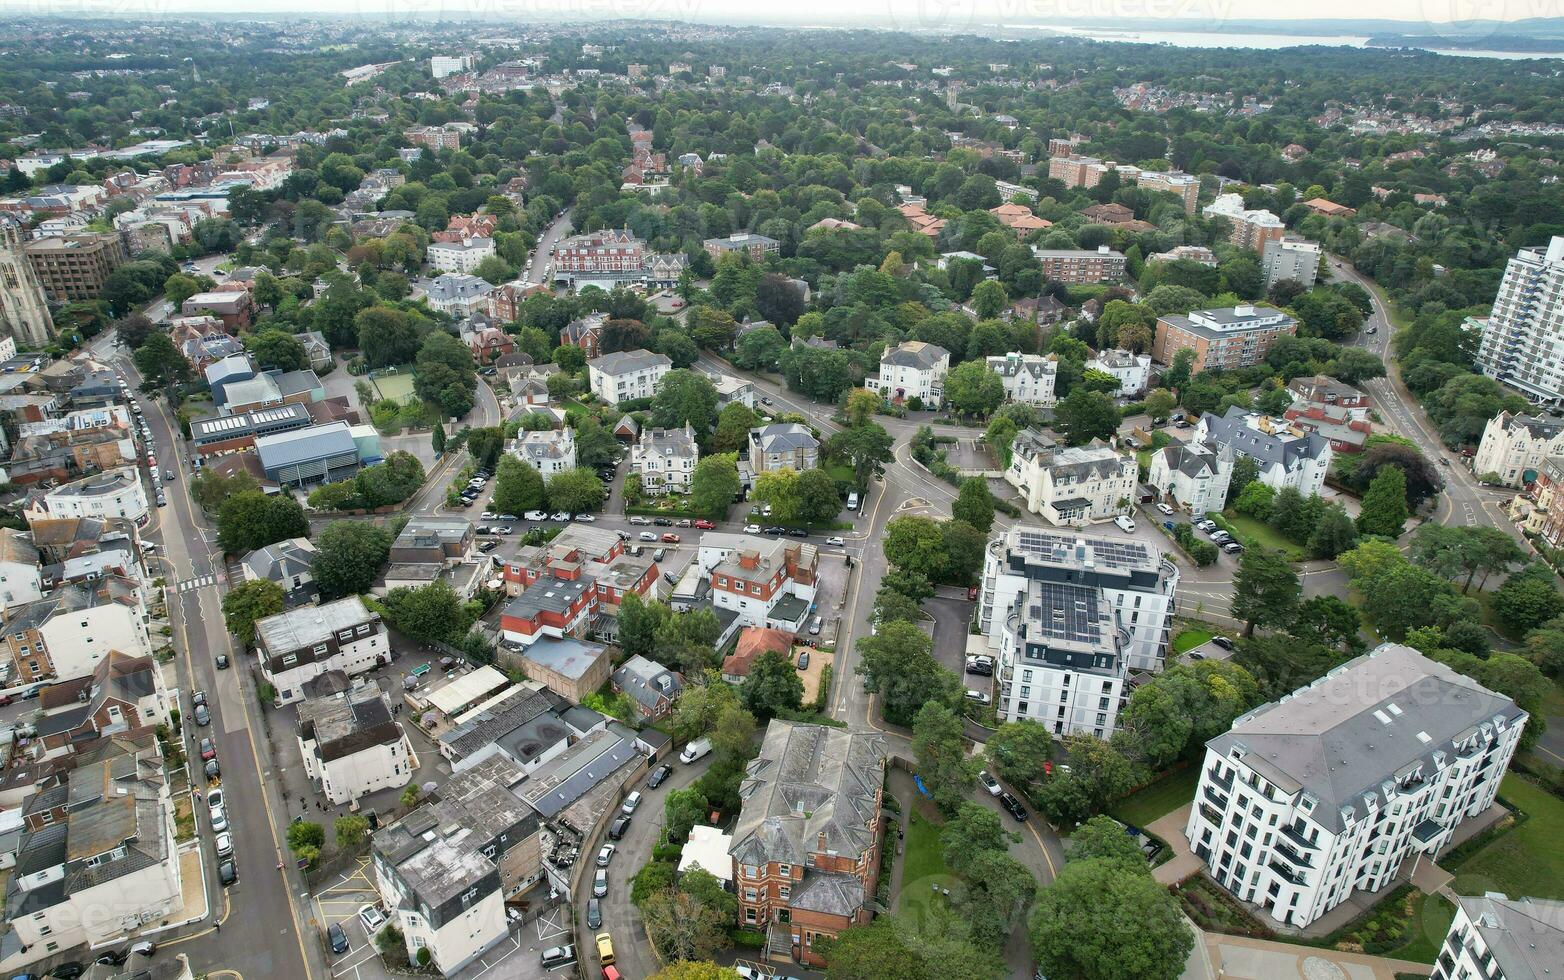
[468,326,514,364]
[498,524,658,646]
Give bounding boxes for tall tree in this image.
[1054,389,1120,446]
[740,650,805,719]
[953,478,996,533]
[312,520,393,600]
[1231,547,1300,637]
[856,620,962,726]
[222,580,284,648]
[690,454,741,517]
[1356,465,1409,538]
[493,456,546,514]
[1029,858,1194,980]
[912,701,974,816]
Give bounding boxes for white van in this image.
[680,737,713,764]
[1114,515,1136,533]
[846,492,860,511]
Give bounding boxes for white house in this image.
[1148,441,1235,515]
[1472,411,1564,487]
[707,535,819,631]
[1184,644,1525,929]
[587,349,671,405]
[0,528,44,610]
[1431,893,1564,980]
[254,597,389,706]
[985,351,1057,406]
[1085,349,1152,397]
[514,427,577,476]
[1004,429,1137,526]
[427,237,496,274]
[865,341,950,405]
[36,468,149,524]
[1195,408,1332,498]
[423,273,494,317]
[297,685,413,805]
[632,422,699,495]
[3,578,154,684]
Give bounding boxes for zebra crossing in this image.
[175,574,217,593]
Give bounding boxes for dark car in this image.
[586,897,602,930]
[999,792,1028,822]
[204,758,221,781]
[46,964,85,979]
[215,653,230,670]
[648,764,672,789]
[786,528,809,538]
[796,651,810,671]
[219,860,238,886]
[763,525,786,535]
[479,540,500,553]
[608,816,631,840]
[199,738,217,762]
[194,703,211,726]
[1211,636,1235,650]
[327,922,350,955]
[652,517,673,526]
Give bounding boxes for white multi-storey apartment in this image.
[1475,236,1564,403]
[430,55,473,78]
[631,422,699,495]
[864,341,950,405]
[297,685,413,805]
[1084,349,1152,397]
[587,349,671,405]
[979,524,1179,677]
[1184,644,1526,929]
[1195,408,1332,497]
[985,351,1058,405]
[1471,410,1564,487]
[514,427,577,476]
[427,237,496,274]
[1148,441,1235,515]
[254,596,389,705]
[1262,236,1322,289]
[1004,429,1137,526]
[1431,893,1564,980]
[35,468,149,524]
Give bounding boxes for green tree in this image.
[1070,815,1146,866]
[191,468,259,513]
[545,468,606,513]
[1055,389,1120,446]
[1356,465,1409,538]
[217,491,309,554]
[752,468,801,522]
[953,478,995,533]
[828,422,894,488]
[856,620,963,726]
[133,332,192,388]
[1308,505,1359,559]
[970,280,1008,319]
[962,849,1039,949]
[1232,481,1275,521]
[245,329,308,372]
[1292,595,1366,653]
[492,455,546,515]
[796,468,842,524]
[221,580,284,648]
[1029,858,1193,980]
[944,362,1006,417]
[690,453,741,517]
[843,388,881,428]
[647,963,739,980]
[740,650,805,719]
[1142,388,1178,422]
[940,802,1010,875]
[431,422,446,456]
[1231,547,1300,637]
[651,370,720,439]
[940,520,988,584]
[711,403,758,454]
[356,306,423,368]
[985,720,1052,789]
[312,520,393,600]
[335,814,370,849]
[873,586,923,626]
[380,581,468,644]
[1491,563,1564,634]
[884,515,946,580]
[663,787,707,844]
[618,593,672,661]
[732,324,787,371]
[912,701,974,816]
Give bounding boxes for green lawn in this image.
[370,370,417,405]
[896,809,957,916]
[1213,511,1306,560]
[1110,767,1200,829]
[1452,775,1564,900]
[1390,893,1456,964]
[1173,628,1214,655]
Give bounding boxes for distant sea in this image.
[1006,25,1564,60]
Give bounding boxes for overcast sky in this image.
[0,0,1542,25]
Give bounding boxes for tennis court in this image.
[369,369,416,404]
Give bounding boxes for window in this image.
[281,653,298,667]
[777,863,791,876]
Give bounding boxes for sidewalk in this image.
[1150,804,1201,886]
[1201,933,1431,980]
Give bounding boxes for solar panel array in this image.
[1008,525,1158,573]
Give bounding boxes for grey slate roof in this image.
[730,721,886,868]
[790,869,866,916]
[1160,442,1223,479]
[750,422,818,455]
[611,654,682,710]
[1454,893,1564,980]
[438,685,557,759]
[1044,442,1132,482]
[1200,407,1330,469]
[1208,643,1525,834]
[243,537,315,585]
[880,340,949,370]
[589,348,671,376]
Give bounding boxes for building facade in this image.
[1154,305,1299,373]
[1431,893,1564,980]
[587,349,671,405]
[1195,408,1333,497]
[986,352,1058,406]
[1030,246,1127,284]
[632,422,699,494]
[1476,237,1564,402]
[1184,644,1526,929]
[1262,236,1322,289]
[0,214,55,346]
[864,341,950,405]
[1148,441,1235,515]
[1004,430,1137,526]
[1473,411,1564,487]
[254,597,389,705]
[296,685,412,805]
[23,232,128,302]
[1084,349,1152,397]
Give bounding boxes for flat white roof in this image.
[425,665,511,716]
[678,824,733,882]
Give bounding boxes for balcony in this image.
[1278,822,1317,851]
[1198,803,1223,825]
[1267,859,1307,887]
[1273,839,1314,869]
[1207,767,1235,793]
[1203,786,1229,810]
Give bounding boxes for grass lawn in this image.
[370,370,417,404]
[1110,767,1200,829]
[1390,893,1456,964]
[1215,511,1306,560]
[1173,628,1214,655]
[896,809,956,916]
[1452,775,1564,900]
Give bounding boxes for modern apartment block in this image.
[24,232,129,302]
[1030,245,1126,284]
[0,213,55,345]
[1184,644,1526,929]
[1204,193,1286,253]
[1431,893,1564,980]
[1046,155,1201,214]
[979,524,1178,678]
[730,721,887,967]
[1153,305,1299,373]
[254,596,389,705]
[1475,236,1564,403]
[1262,236,1322,289]
[1472,410,1564,486]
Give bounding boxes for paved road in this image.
[526,209,572,287]
[90,333,325,980]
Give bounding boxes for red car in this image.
[693,519,715,530]
[199,738,217,762]
[661,532,681,543]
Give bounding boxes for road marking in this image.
[178,574,216,593]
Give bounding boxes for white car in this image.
[596,843,616,867]
[481,511,497,520]
[1155,503,1175,516]
[628,516,651,525]
[214,831,234,857]
[743,524,761,533]
[524,510,549,521]
[1114,515,1136,533]
[575,514,596,522]
[825,536,845,545]
[209,805,228,832]
[639,531,657,541]
[550,511,572,521]
[358,904,387,935]
[964,689,993,706]
[736,967,766,980]
[979,770,1002,797]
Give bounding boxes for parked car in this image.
[964,689,992,706]
[525,510,549,521]
[1155,503,1175,516]
[787,528,810,538]
[807,615,822,636]
[1000,792,1029,822]
[621,791,642,815]
[593,869,608,897]
[652,517,673,526]
[638,531,657,542]
[1212,636,1235,650]
[648,763,673,788]
[550,512,572,521]
[796,651,810,671]
[653,548,666,562]
[595,932,615,966]
[979,770,1002,797]
[479,540,499,553]
[661,532,680,543]
[199,738,217,761]
[628,516,651,525]
[693,519,716,530]
[596,843,616,867]
[1114,515,1137,533]
[219,860,237,886]
[743,524,761,533]
[209,806,228,833]
[576,514,595,522]
[193,704,211,726]
[327,923,349,955]
[680,738,713,764]
[1222,542,1244,554]
[204,758,221,781]
[541,945,576,968]
[208,789,224,813]
[215,832,233,857]
[358,905,386,935]
[192,690,207,707]
[965,655,994,676]
[608,816,631,840]
[676,518,692,528]
[215,653,230,670]
[826,536,845,546]
[47,963,86,979]
[586,898,603,929]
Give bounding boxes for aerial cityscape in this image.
[1,7,1564,980]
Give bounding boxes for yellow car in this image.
[595,932,615,965]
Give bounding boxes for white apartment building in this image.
[297,685,413,805]
[1262,236,1322,289]
[0,528,44,610]
[254,597,389,705]
[430,55,473,78]
[1148,441,1236,515]
[1475,236,1564,403]
[1085,349,1152,397]
[1195,408,1332,497]
[1431,893,1564,980]
[587,349,671,405]
[36,468,149,524]
[1204,193,1286,252]
[1005,429,1137,526]
[864,341,950,405]
[1472,410,1564,487]
[514,427,577,476]
[978,526,1180,736]
[1184,644,1526,929]
[631,422,699,495]
[428,237,496,274]
[986,351,1058,406]
[2,579,154,683]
